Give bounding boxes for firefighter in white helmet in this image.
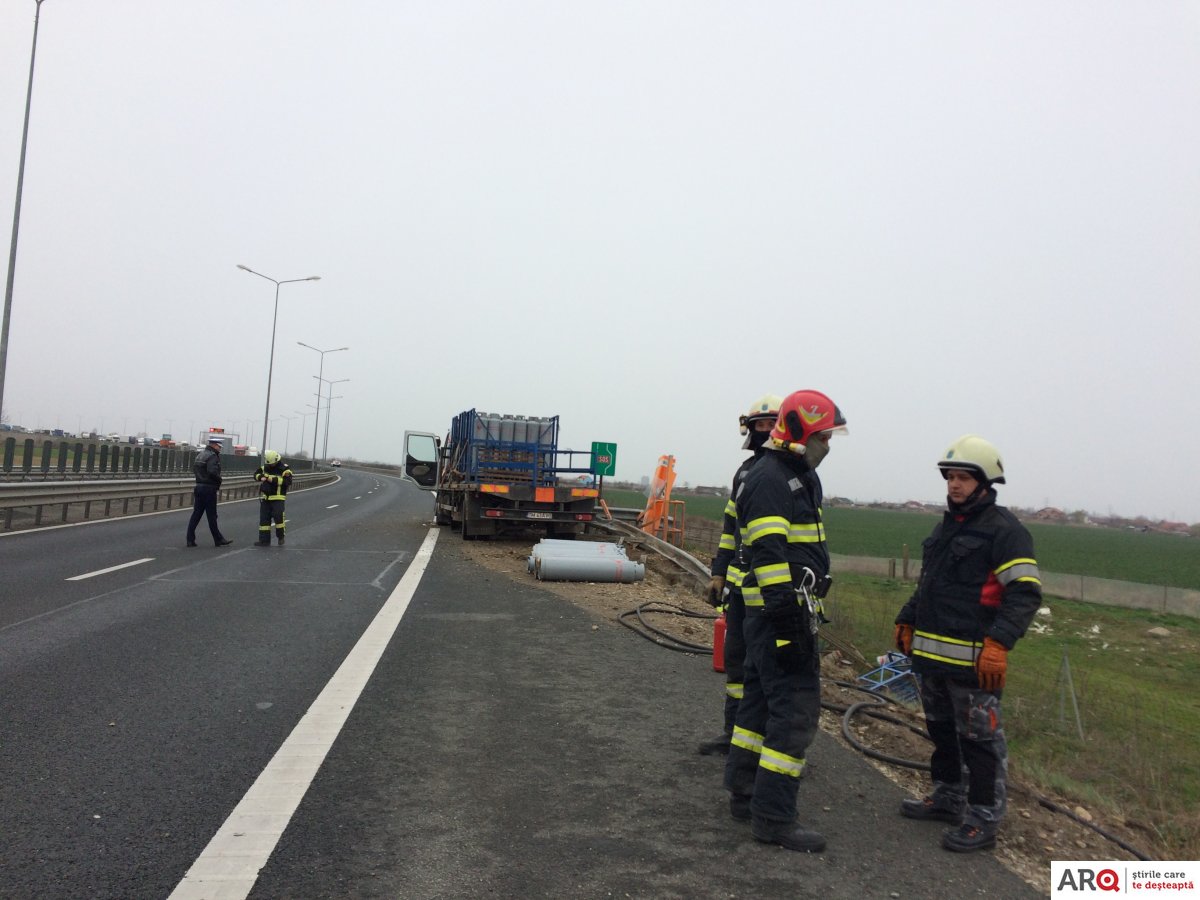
[894,435,1042,852]
[723,389,847,853]
[697,393,783,756]
[254,450,293,546]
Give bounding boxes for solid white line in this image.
[65,558,155,581]
[169,527,441,900]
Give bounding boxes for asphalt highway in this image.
[0,468,1040,899]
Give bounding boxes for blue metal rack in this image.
[857,651,920,705]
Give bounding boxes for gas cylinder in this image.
[712,613,726,673]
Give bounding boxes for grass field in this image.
[601,488,1200,591]
[605,484,1200,854]
[825,574,1200,857]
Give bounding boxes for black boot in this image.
[276,532,285,545]
[697,732,731,755]
[942,821,997,852]
[729,794,752,822]
[900,795,965,824]
[751,817,826,853]
[255,535,271,546]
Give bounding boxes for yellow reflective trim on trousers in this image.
[754,562,791,586]
[731,725,764,755]
[759,746,805,778]
[744,516,789,544]
[726,683,744,700]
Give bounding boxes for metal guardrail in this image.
[0,472,336,530]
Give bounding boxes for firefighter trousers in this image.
[724,609,820,823]
[258,499,286,541]
[918,672,1008,826]
[722,588,747,734]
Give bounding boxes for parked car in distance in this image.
[330,459,342,467]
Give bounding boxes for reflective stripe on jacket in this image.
[254,463,293,501]
[897,490,1042,676]
[735,450,828,613]
[710,454,759,579]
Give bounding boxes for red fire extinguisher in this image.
[713,613,726,673]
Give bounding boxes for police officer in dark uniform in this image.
[895,435,1042,852]
[186,436,232,547]
[724,389,847,853]
[698,394,782,756]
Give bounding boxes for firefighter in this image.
[698,393,783,756]
[724,389,846,853]
[894,435,1042,852]
[253,450,293,546]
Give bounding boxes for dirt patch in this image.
[459,534,1157,888]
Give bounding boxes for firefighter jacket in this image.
[896,489,1042,678]
[193,447,222,487]
[710,453,761,591]
[735,449,828,614]
[254,462,293,500]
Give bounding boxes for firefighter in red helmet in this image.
[697,393,783,756]
[723,389,846,853]
[894,435,1042,852]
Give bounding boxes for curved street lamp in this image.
[1,0,50,426]
[298,342,347,469]
[237,264,320,457]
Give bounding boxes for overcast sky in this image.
[2,2,1198,522]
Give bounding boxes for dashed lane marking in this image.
[66,558,155,581]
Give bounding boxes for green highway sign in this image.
[591,441,617,477]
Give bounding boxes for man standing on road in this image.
[253,450,293,546]
[186,436,232,548]
[698,393,782,756]
[724,389,846,853]
[894,435,1041,853]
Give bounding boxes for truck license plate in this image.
[527,512,553,519]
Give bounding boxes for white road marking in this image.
[169,527,441,900]
[354,496,362,500]
[66,558,155,581]
[325,504,339,509]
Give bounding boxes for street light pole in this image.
[324,393,345,461]
[2,0,49,426]
[293,409,312,463]
[314,377,348,461]
[237,264,320,458]
[282,415,298,455]
[297,342,347,469]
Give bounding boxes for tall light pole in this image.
[297,342,346,469]
[237,264,320,457]
[323,392,346,460]
[315,377,349,461]
[281,415,298,455]
[1,0,48,427]
[293,409,312,462]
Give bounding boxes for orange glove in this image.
[894,624,914,656]
[976,637,1008,691]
